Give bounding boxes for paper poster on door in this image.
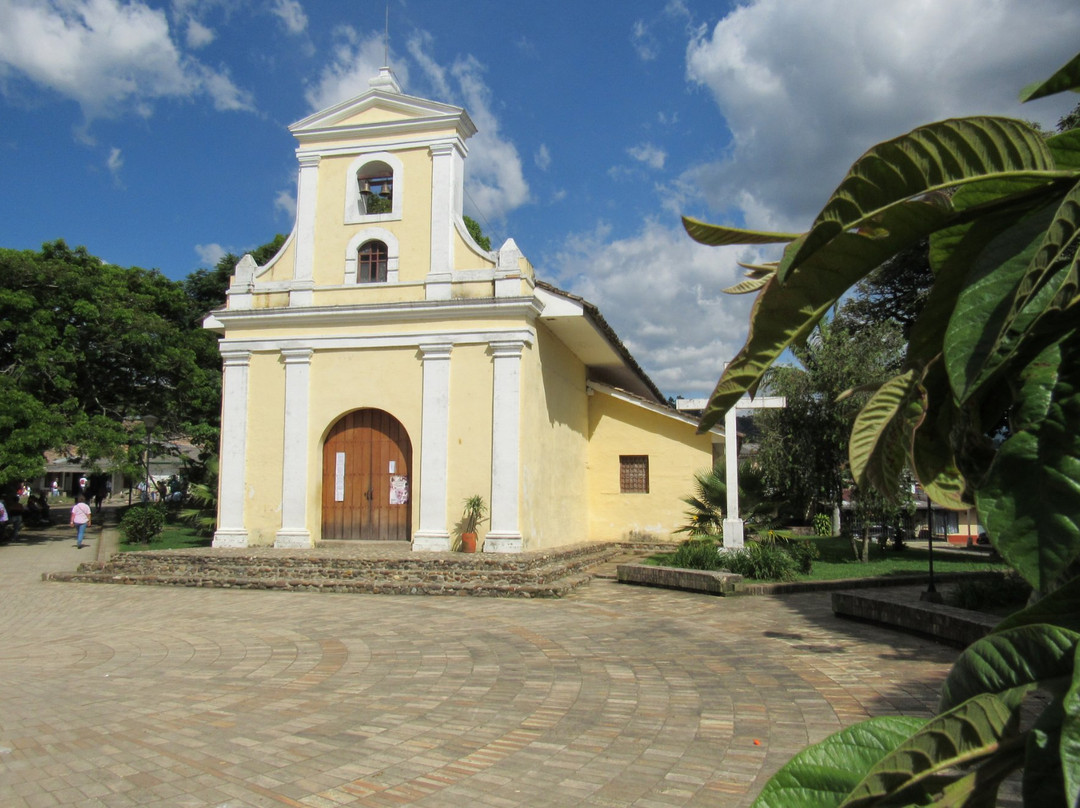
[334,452,346,502]
[389,475,408,505]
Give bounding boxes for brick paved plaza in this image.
[0,516,960,807]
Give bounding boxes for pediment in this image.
[290,90,476,142]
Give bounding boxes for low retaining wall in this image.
[617,563,742,595]
[832,588,1001,647]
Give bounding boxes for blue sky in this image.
[1,0,1078,398]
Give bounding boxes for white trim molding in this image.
[291,153,320,308]
[485,340,525,553]
[214,350,251,548]
[276,348,314,548]
[344,228,400,285]
[412,342,453,551]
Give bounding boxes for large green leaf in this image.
[699,199,951,430]
[1062,645,1080,807]
[1048,128,1080,171]
[1024,695,1069,807]
[941,624,1080,711]
[1020,51,1080,101]
[976,182,1080,396]
[750,716,926,808]
[909,360,969,509]
[944,201,1057,404]
[682,216,800,246]
[839,692,1021,808]
[849,370,924,498]
[975,337,1080,590]
[783,118,1058,280]
[993,577,1080,635]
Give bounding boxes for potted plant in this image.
[459,495,487,553]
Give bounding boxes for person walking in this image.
[70,495,92,549]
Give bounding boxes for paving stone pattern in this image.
[0,510,961,807]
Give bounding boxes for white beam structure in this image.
[722,396,785,548]
[677,394,786,549]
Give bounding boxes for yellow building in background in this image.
[205,67,721,552]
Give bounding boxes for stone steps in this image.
[45,541,670,598]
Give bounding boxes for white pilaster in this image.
[291,153,320,307]
[214,350,251,547]
[276,348,313,548]
[426,142,455,300]
[485,341,525,553]
[413,343,453,551]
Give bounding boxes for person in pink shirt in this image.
[70,495,92,549]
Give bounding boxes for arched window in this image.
[357,240,388,283]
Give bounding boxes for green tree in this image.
[686,50,1080,807]
[839,238,935,338]
[755,316,905,526]
[464,215,492,250]
[0,241,221,483]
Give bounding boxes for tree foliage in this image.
[0,236,278,486]
[755,316,905,524]
[686,50,1080,807]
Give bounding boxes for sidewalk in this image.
[1,515,963,807]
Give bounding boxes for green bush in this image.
[780,538,820,574]
[948,573,1031,613]
[120,504,166,544]
[719,542,798,581]
[667,538,723,570]
[812,512,832,537]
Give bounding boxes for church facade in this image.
[205,68,721,552]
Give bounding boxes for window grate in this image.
[620,455,649,494]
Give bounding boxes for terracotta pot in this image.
[460,532,477,553]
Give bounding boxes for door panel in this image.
[321,409,411,540]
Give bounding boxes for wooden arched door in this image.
[321,409,412,540]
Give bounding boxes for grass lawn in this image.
[649,535,1008,582]
[120,521,212,552]
[804,536,1006,580]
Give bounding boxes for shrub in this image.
[121,504,166,544]
[780,538,820,574]
[948,573,1031,613]
[719,542,798,581]
[812,512,832,537]
[667,538,723,570]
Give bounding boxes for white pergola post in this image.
[722,395,786,549]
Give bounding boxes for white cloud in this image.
[0,0,254,122]
[270,0,307,35]
[185,18,214,48]
[450,54,530,221]
[553,219,759,396]
[106,146,123,182]
[535,144,551,171]
[274,188,297,221]
[628,143,666,170]
[195,242,227,267]
[631,20,658,61]
[408,31,451,100]
[304,27,396,111]
[684,0,1080,232]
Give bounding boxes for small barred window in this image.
[620,455,649,494]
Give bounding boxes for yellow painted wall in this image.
[518,326,590,549]
[309,149,434,288]
[586,391,717,541]
[446,344,495,547]
[242,351,287,545]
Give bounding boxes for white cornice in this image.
[211,296,543,330]
[219,327,536,355]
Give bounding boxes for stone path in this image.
[0,513,961,807]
